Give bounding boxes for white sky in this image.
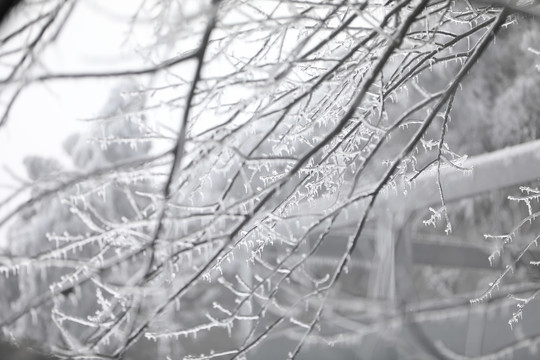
[0,0,150,187]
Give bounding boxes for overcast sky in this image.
[0,0,151,189]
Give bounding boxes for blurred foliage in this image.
[2,83,155,357]
[449,15,540,154]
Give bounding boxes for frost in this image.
[0,2,535,359]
